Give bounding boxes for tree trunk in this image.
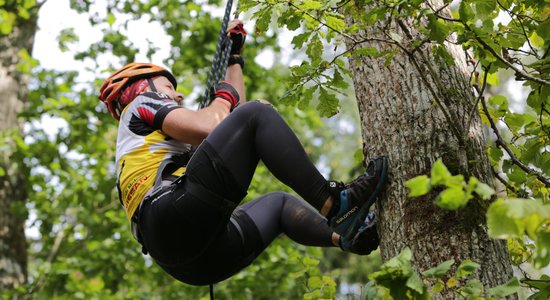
[0,5,38,290]
[345,1,514,297]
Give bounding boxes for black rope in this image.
[200,0,240,109]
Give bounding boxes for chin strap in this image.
[147,78,158,92]
[209,284,215,300]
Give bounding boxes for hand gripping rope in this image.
[200,0,240,109]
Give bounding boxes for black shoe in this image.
[340,211,379,255]
[328,156,388,240]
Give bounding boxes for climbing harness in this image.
[200,0,240,109]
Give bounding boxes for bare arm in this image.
[161,19,247,145]
[161,99,230,146]
[225,62,246,105]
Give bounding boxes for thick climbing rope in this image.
[203,5,239,300]
[200,0,239,109]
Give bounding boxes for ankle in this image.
[321,196,334,216]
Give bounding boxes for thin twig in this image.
[492,167,519,195]
[286,1,359,43]
[467,64,490,129]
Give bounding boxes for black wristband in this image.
[228,55,244,70]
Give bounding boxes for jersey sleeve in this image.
[128,92,181,130]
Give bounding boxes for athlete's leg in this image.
[159,191,336,285]
[188,101,330,210]
[240,191,335,247]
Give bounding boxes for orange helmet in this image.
[98,62,177,120]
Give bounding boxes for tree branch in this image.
[480,93,550,188]
[433,13,550,86]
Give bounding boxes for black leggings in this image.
[138,101,334,285]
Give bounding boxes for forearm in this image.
[225,62,246,105]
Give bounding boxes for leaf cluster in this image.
[406,159,550,298]
[365,247,520,299]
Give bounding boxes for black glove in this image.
[212,81,240,110]
[228,23,246,55]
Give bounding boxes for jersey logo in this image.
[141,91,173,101]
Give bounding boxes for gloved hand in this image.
[212,80,240,110]
[227,20,246,55]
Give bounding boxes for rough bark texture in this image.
[344,1,514,297]
[0,6,38,290]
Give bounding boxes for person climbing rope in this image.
[98,19,389,286]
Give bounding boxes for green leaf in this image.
[292,32,311,49]
[303,256,320,267]
[354,47,380,57]
[435,186,469,210]
[299,0,323,10]
[460,279,484,296]
[455,260,480,277]
[422,259,455,278]
[308,276,323,289]
[458,1,474,23]
[305,34,323,64]
[489,277,521,298]
[475,0,497,16]
[432,280,444,294]
[486,72,499,86]
[0,10,16,35]
[529,31,544,48]
[384,49,398,67]
[487,199,523,239]
[405,175,431,197]
[430,159,451,186]
[474,182,495,200]
[106,12,115,26]
[317,87,339,117]
[325,14,346,31]
[406,272,425,294]
[16,49,38,74]
[427,14,449,43]
[254,7,272,34]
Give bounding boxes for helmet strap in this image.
[147,78,158,92]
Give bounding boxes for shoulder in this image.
[122,92,181,128]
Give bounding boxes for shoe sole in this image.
[343,156,388,239]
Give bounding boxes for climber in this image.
[98,19,389,285]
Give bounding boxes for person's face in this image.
[150,76,184,105]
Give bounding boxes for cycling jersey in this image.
[115,91,192,220]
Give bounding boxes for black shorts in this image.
[137,142,265,285]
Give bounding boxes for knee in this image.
[239,100,276,116]
[267,191,299,205]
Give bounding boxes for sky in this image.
[32,0,288,73]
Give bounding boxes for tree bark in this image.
[345,1,514,297]
[0,5,38,290]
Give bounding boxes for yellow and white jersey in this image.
[115,91,191,220]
